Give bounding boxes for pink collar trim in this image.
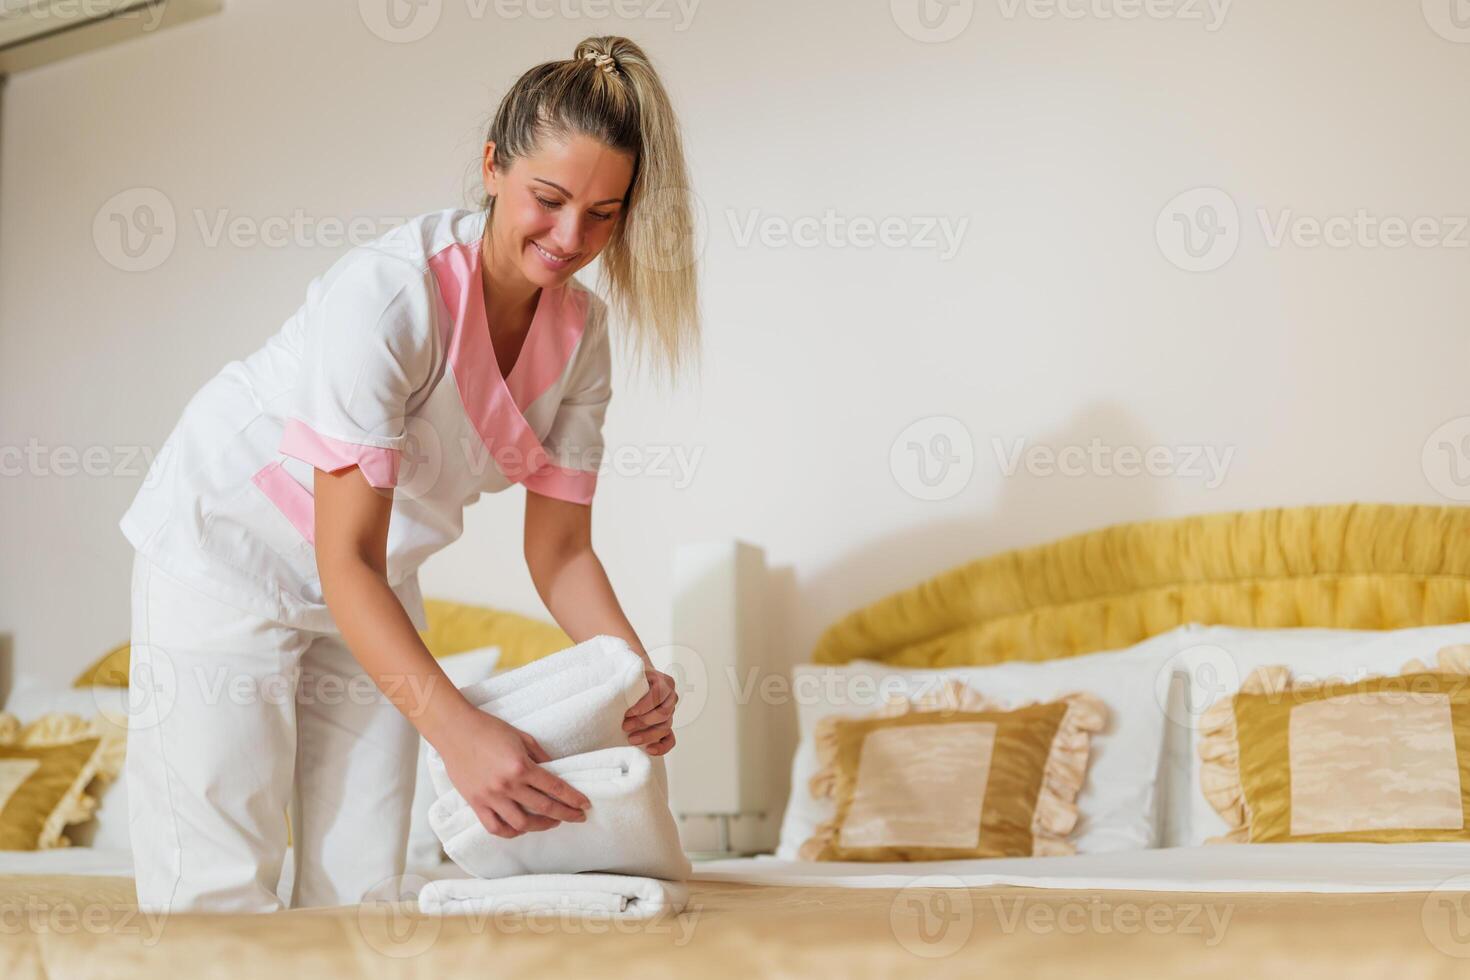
[429,238,588,482]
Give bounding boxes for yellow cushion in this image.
[1199,646,1470,843]
[799,681,1107,861]
[416,598,570,670]
[812,503,1470,668]
[0,713,126,850]
[72,599,569,687]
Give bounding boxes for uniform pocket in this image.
[250,461,316,545]
[199,461,317,577]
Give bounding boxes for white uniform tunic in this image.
[119,207,612,632]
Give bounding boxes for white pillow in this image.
[1160,622,1470,847]
[3,675,132,850]
[775,626,1193,860]
[406,645,501,871]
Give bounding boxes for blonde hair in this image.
[479,36,700,385]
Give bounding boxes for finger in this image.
[623,688,676,731]
[473,804,518,839]
[526,766,592,812]
[624,673,671,718]
[490,798,532,834]
[491,798,556,834]
[625,688,659,718]
[518,811,559,832]
[511,786,585,824]
[624,696,678,733]
[520,733,551,764]
[627,721,673,745]
[643,732,676,756]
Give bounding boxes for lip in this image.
[530,239,577,270]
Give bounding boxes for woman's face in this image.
[483,132,636,289]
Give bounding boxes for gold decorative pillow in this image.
[799,681,1108,861]
[1199,645,1470,843]
[0,713,126,850]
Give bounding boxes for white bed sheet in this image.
[691,843,1470,894]
[0,847,474,886]
[0,847,135,877]
[11,843,1470,896]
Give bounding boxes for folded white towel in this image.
[417,873,689,920]
[424,633,649,795]
[422,634,692,899]
[428,746,691,881]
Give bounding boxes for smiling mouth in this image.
[531,240,577,266]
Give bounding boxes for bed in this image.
[5,502,1470,978]
[3,847,1468,978]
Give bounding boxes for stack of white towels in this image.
[418,635,692,920]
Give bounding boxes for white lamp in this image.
[662,539,771,858]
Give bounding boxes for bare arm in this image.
[314,466,589,835]
[313,465,468,744]
[523,489,648,661]
[524,488,679,755]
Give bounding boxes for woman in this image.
[117,35,699,914]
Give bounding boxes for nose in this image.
[547,212,586,255]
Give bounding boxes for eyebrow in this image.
[533,178,624,207]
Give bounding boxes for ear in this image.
[482,140,500,199]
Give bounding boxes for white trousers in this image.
[126,551,419,913]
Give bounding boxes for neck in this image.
[480,217,540,331]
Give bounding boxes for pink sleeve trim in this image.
[521,464,597,505]
[279,417,400,489]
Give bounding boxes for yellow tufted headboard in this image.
[812,503,1470,669]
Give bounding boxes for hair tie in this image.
[581,50,620,76]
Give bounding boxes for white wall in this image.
[3,0,1468,844]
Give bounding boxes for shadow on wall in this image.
[0,631,12,708]
[750,403,1178,841]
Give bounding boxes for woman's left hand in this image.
[623,666,678,756]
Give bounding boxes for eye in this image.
[534,195,561,210]
[590,210,614,222]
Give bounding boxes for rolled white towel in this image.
[417,873,690,920]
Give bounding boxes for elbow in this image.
[525,536,590,582]
[316,541,384,608]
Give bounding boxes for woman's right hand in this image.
[435,708,591,838]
